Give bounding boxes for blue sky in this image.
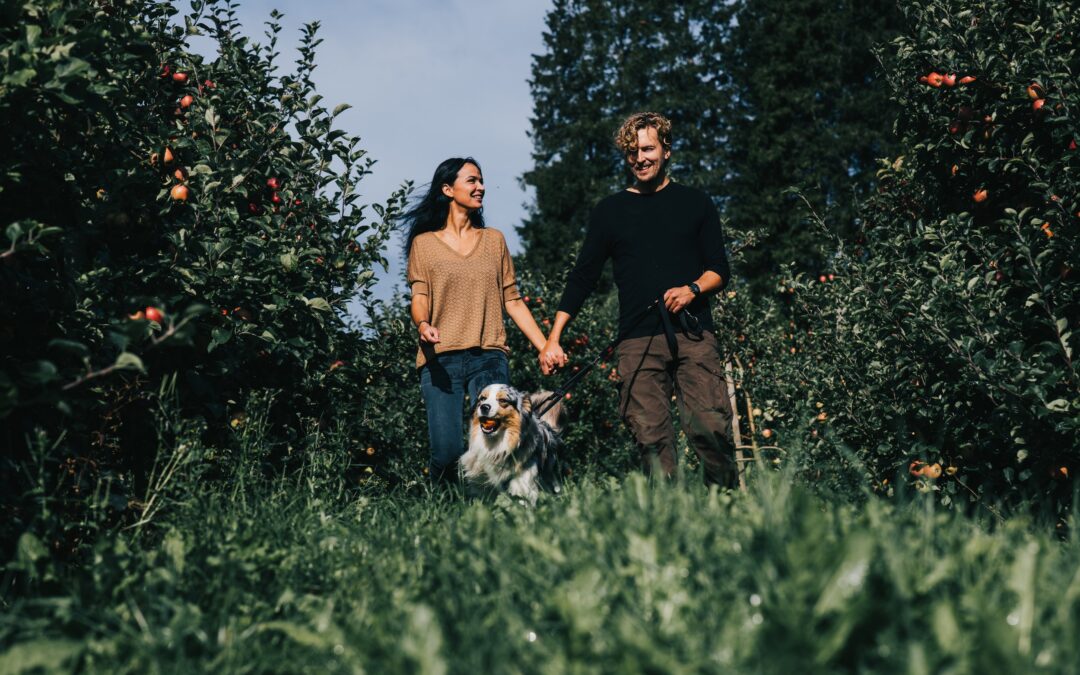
[194,1,553,309]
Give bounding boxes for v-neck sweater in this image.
[406,228,520,368]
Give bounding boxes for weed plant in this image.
[2,432,1078,674]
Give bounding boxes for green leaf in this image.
[114,352,145,372]
[20,361,58,385]
[3,69,37,86]
[208,327,232,352]
[25,25,41,47]
[0,639,82,674]
[54,58,91,80]
[305,297,331,312]
[1045,399,1069,412]
[47,339,89,358]
[332,103,352,117]
[17,532,47,565]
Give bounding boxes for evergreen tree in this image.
[522,0,903,290]
[723,0,904,284]
[520,0,733,281]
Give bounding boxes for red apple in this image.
[145,306,164,323]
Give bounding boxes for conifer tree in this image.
[723,0,904,283]
[521,0,903,289]
[520,0,733,281]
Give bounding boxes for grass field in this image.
[3,449,1080,675]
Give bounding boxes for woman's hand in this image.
[418,321,440,344]
[540,339,567,376]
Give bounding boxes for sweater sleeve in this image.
[700,196,731,290]
[556,206,611,318]
[498,232,521,302]
[406,238,428,297]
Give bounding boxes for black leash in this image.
[534,298,667,419]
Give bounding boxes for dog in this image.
[460,384,567,504]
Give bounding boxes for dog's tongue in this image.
[480,419,498,431]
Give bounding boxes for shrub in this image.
[0,0,402,562]
[733,0,1079,513]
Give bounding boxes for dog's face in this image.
[472,384,527,440]
[463,383,565,504]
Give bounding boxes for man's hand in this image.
[418,321,440,344]
[663,285,695,314]
[540,339,567,376]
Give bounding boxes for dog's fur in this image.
[460,384,567,504]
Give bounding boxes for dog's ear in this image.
[521,391,533,413]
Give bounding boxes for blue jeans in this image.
[419,348,511,480]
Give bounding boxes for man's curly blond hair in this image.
[614,112,673,155]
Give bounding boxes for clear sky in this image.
[194,0,553,311]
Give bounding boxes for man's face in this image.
[626,126,670,184]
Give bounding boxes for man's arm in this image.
[662,271,723,314]
[540,208,611,374]
[663,195,730,313]
[540,311,572,374]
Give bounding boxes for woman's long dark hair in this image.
[400,157,485,256]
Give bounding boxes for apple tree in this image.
[0,0,403,559]
[736,0,1078,512]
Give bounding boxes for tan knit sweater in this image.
[407,228,520,368]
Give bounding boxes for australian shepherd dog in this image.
[460,384,566,504]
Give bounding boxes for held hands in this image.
[539,339,567,376]
[663,285,695,314]
[418,321,440,344]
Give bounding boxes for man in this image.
[540,111,737,486]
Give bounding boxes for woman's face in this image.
[442,162,485,212]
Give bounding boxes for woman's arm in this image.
[411,293,440,344]
[504,298,547,353]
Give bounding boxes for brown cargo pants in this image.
[616,330,737,487]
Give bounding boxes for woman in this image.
[403,157,564,480]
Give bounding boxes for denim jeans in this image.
[419,348,511,480]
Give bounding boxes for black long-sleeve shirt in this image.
[556,182,730,339]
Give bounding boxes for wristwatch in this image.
[688,282,701,297]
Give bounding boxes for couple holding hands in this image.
[404,112,737,486]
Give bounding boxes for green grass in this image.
[2,457,1080,674]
